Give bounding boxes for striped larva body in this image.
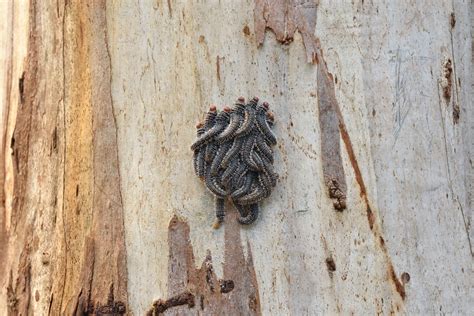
[256,103,277,146]
[234,99,257,138]
[210,141,233,176]
[215,197,225,223]
[193,123,206,177]
[221,137,243,168]
[216,101,245,144]
[221,157,240,187]
[242,133,261,171]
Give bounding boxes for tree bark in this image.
[0,0,472,315]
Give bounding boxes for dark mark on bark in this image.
[450,12,456,28]
[51,126,57,152]
[216,55,224,81]
[379,236,385,247]
[401,272,410,284]
[367,206,375,230]
[219,279,235,293]
[19,71,25,104]
[325,257,336,272]
[327,178,347,211]
[453,103,460,124]
[442,58,453,101]
[243,25,250,36]
[167,0,172,18]
[389,265,406,300]
[147,292,195,315]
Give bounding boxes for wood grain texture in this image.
[1,1,128,314]
[0,0,472,315]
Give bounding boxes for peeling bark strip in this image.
[317,68,347,211]
[148,212,261,315]
[254,0,405,302]
[4,0,39,312]
[58,0,129,313]
[255,0,346,211]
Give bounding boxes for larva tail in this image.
[237,203,259,225]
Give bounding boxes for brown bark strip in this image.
[148,211,260,315]
[254,0,405,302]
[58,0,129,313]
[2,0,39,312]
[317,66,347,211]
[0,0,129,313]
[256,0,346,211]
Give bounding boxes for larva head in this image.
[196,122,204,129]
[252,96,259,102]
[209,105,217,112]
[237,96,245,103]
[223,106,231,113]
[267,111,275,121]
[262,102,270,110]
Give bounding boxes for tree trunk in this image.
[1,1,472,315]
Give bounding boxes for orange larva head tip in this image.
[223,106,231,112]
[238,96,245,102]
[262,101,270,109]
[209,105,217,112]
[267,112,275,121]
[196,122,204,128]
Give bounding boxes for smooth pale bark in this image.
[0,1,472,315]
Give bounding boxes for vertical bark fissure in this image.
[58,0,68,312]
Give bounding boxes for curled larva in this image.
[204,168,227,198]
[231,172,255,200]
[236,203,259,225]
[236,183,266,206]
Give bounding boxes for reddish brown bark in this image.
[148,210,260,315]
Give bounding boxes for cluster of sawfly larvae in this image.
[191,97,278,227]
